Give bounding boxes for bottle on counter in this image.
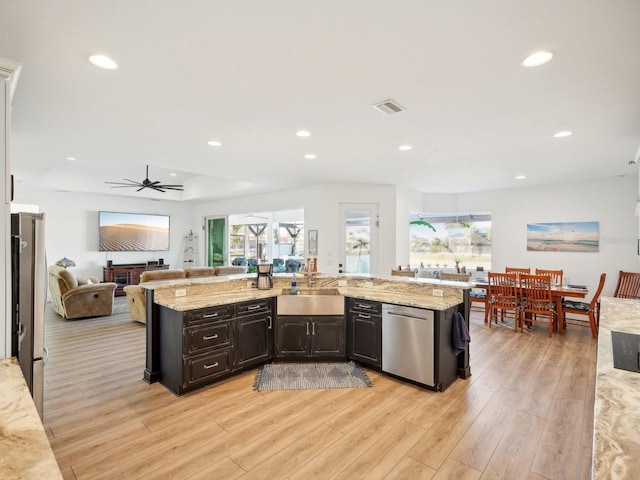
[290,273,299,295]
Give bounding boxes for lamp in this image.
[55,257,76,269]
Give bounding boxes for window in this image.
[409,213,492,272]
[228,210,304,272]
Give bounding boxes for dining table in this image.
[470,280,588,334]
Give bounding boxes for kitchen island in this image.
[140,273,471,394]
[593,297,640,479]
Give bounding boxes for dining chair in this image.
[613,270,640,299]
[505,267,530,278]
[487,272,519,330]
[562,273,606,338]
[535,268,563,287]
[519,274,555,337]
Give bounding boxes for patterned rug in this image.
[253,361,372,391]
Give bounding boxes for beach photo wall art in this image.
[526,221,599,252]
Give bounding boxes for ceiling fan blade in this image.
[157,184,184,188]
[105,180,139,186]
[108,185,142,189]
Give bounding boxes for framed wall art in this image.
[308,230,318,256]
[526,221,599,252]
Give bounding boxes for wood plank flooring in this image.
[43,299,597,479]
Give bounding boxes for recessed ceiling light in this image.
[207,140,222,146]
[66,156,76,161]
[304,154,316,160]
[89,54,118,70]
[522,51,553,67]
[169,173,176,176]
[398,145,412,151]
[553,131,573,138]
[296,130,311,137]
[515,175,526,180]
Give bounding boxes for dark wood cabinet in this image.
[103,263,169,296]
[158,304,234,395]
[347,298,382,368]
[276,315,345,360]
[235,298,274,370]
[158,299,273,395]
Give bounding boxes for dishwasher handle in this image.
[382,304,430,321]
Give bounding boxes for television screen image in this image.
[99,211,170,251]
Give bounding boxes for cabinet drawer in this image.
[184,321,233,355]
[349,298,382,315]
[235,298,272,317]
[184,305,232,326]
[184,348,233,385]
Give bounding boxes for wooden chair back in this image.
[613,271,640,299]
[535,268,563,286]
[487,272,519,330]
[505,267,530,278]
[563,273,606,339]
[519,274,554,337]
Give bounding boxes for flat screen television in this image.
[99,211,170,252]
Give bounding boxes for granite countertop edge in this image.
[154,286,461,312]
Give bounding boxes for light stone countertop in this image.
[593,297,640,479]
[154,285,462,312]
[0,358,63,480]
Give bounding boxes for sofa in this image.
[123,269,186,324]
[124,266,250,323]
[48,265,117,319]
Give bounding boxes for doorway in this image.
[339,204,378,274]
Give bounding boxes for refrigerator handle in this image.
[43,346,49,365]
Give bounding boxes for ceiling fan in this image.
[105,165,184,192]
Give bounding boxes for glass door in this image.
[205,216,227,267]
[339,204,378,274]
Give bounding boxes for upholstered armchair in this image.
[48,265,117,319]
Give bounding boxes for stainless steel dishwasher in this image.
[382,303,435,387]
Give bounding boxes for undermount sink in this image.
[277,288,345,315]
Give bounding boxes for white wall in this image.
[11,189,195,280]
[455,176,639,296]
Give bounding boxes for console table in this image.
[103,263,169,296]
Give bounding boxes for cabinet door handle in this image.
[203,334,219,340]
[267,315,272,330]
[247,305,261,310]
[306,322,310,336]
[312,322,315,335]
[203,313,219,318]
[357,303,372,309]
[204,362,219,369]
[358,313,371,319]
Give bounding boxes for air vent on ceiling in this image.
[373,99,406,115]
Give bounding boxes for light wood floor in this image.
[43,300,597,480]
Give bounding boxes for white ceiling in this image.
[2,1,640,202]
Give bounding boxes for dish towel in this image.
[452,311,471,355]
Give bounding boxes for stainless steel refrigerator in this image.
[11,212,47,419]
